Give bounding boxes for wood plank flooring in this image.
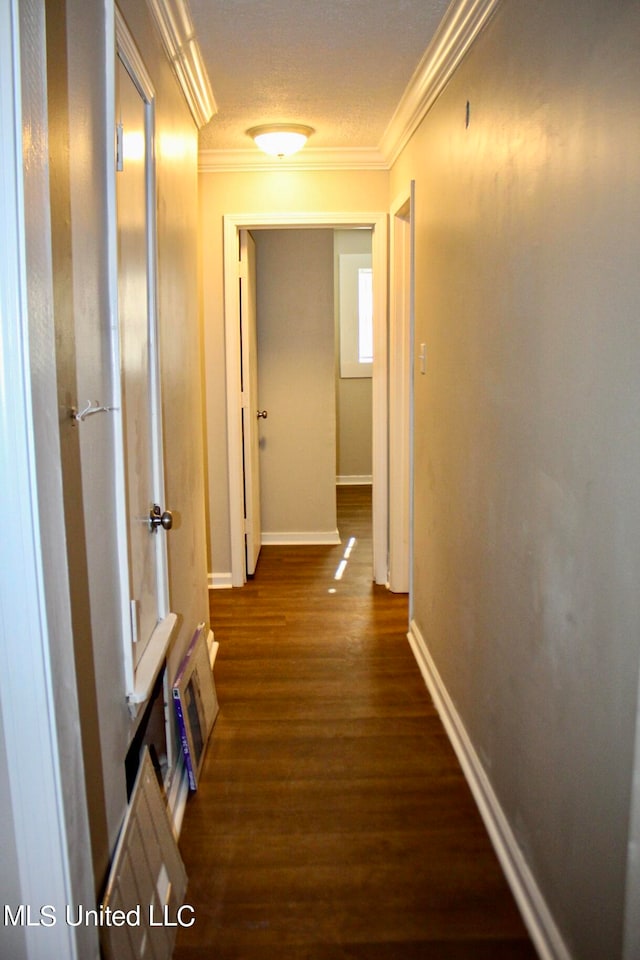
[174,486,538,959]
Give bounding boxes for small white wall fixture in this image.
[223,212,388,587]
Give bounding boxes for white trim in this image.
[370,216,389,586]
[127,613,177,707]
[387,185,414,596]
[209,571,233,589]
[261,530,341,546]
[107,4,134,713]
[223,216,246,588]
[380,0,502,167]
[111,8,137,707]
[146,0,216,128]
[223,212,388,588]
[198,146,387,173]
[407,619,571,960]
[337,475,373,486]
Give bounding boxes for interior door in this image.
[240,229,262,576]
[116,53,170,674]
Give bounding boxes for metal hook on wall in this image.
[71,400,118,423]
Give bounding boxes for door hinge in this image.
[116,122,124,172]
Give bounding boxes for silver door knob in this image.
[257,410,268,419]
[149,504,173,532]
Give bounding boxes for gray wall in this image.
[391,0,640,956]
[334,229,373,482]
[55,0,133,883]
[255,229,338,541]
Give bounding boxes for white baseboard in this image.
[337,475,372,485]
[261,530,341,545]
[407,619,571,960]
[209,572,233,589]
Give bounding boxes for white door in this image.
[239,229,262,576]
[116,40,172,694]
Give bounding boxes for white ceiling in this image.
[189,0,452,154]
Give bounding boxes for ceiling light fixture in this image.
[247,123,315,158]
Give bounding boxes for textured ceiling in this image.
[190,0,452,152]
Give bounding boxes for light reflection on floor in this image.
[329,536,357,591]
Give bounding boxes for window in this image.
[357,267,373,364]
[339,253,373,377]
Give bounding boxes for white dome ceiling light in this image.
[246,123,315,158]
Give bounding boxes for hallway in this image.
[174,486,537,959]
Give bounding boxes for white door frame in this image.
[223,212,388,587]
[388,184,415,600]
[239,229,262,575]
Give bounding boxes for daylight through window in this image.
[358,267,373,364]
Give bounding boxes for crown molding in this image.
[196,0,501,172]
[380,0,502,166]
[198,146,389,173]
[146,0,217,128]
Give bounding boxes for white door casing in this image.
[223,213,388,587]
[114,9,175,710]
[388,184,415,598]
[239,230,262,576]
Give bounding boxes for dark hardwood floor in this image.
[174,486,538,959]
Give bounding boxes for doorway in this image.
[245,227,374,564]
[249,228,340,558]
[334,229,374,489]
[223,212,389,588]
